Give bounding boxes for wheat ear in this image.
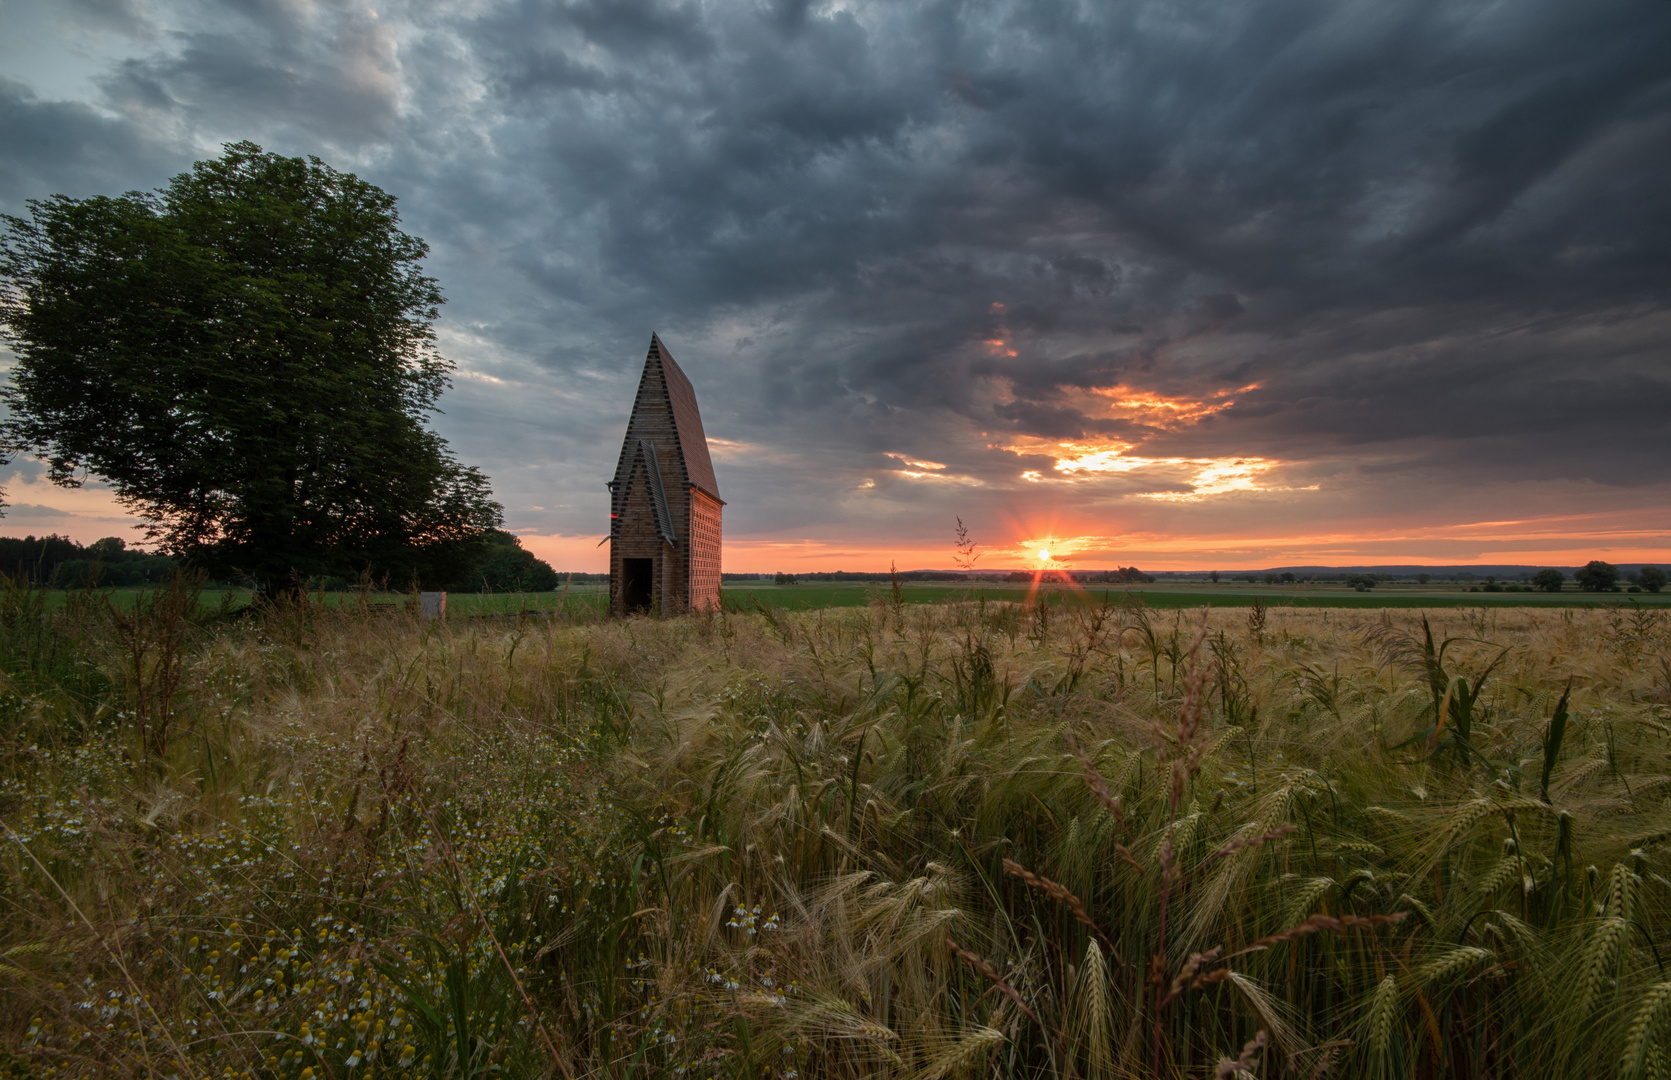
[1077,939,1114,1080]
[1577,917,1629,1016]
[1365,974,1399,1067]
[1416,946,1490,988]
[1621,982,1671,1080]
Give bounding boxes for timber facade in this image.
[607,335,724,615]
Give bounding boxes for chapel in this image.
[607,335,723,615]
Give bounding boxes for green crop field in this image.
[720,579,1671,612]
[17,583,614,618]
[26,579,1666,622]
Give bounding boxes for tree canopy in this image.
[1531,569,1565,592]
[459,531,560,593]
[1574,560,1620,593]
[0,143,500,590]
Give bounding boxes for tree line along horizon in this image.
[0,529,564,593]
[0,531,1659,597]
[2,143,1663,599]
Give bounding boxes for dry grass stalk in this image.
[1159,947,1228,1007]
[1214,1030,1268,1079]
[1225,912,1406,961]
[1067,732,1145,873]
[1207,823,1298,863]
[1002,857,1125,966]
[948,939,1040,1024]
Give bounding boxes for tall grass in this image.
[1,586,1669,1078]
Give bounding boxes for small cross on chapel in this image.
[607,335,724,615]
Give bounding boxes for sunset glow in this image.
[1087,382,1262,428]
[998,436,1283,499]
[885,452,947,471]
[15,476,1668,575]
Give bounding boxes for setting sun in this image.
[1037,548,1051,562]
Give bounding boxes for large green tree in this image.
[0,143,500,591]
[460,531,560,593]
[1574,560,1620,592]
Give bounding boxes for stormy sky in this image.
[2,0,1668,570]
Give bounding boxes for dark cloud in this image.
[0,78,175,205]
[1,0,1669,557]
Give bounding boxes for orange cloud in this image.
[885,452,947,470]
[983,302,1020,357]
[998,436,1284,499]
[884,452,981,484]
[1084,382,1261,429]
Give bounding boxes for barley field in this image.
[2,580,1670,1079]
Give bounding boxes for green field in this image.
[39,578,1670,618]
[23,582,614,616]
[720,579,1671,611]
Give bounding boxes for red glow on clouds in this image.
[1085,382,1261,428]
[997,435,1288,499]
[984,301,1019,357]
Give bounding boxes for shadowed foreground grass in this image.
[2,582,1671,1079]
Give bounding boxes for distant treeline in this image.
[0,535,178,588]
[716,566,1662,593]
[0,531,584,594]
[723,571,973,584]
[723,568,1158,584]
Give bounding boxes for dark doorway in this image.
[622,558,654,614]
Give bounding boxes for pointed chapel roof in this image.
[652,334,721,501]
[609,334,722,503]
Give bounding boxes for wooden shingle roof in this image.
[651,334,721,502]
[609,334,723,507]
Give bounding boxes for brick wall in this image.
[688,488,722,611]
